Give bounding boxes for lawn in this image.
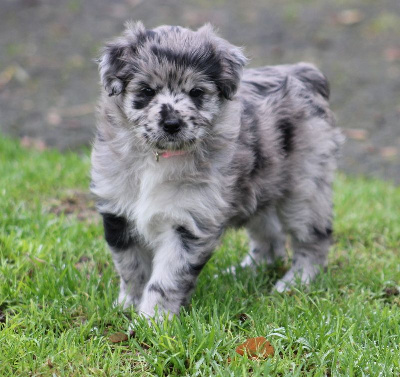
[0,135,399,376]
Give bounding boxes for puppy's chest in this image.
[121,169,215,238]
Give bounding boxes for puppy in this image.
[91,21,343,319]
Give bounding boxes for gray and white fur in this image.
[91,21,344,319]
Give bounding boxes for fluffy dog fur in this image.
[91,21,344,319]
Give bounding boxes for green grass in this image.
[0,134,399,376]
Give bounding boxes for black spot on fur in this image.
[249,123,267,175]
[159,103,180,128]
[139,273,146,284]
[241,100,268,175]
[276,118,295,154]
[102,45,132,95]
[150,44,222,80]
[148,283,166,299]
[312,226,333,240]
[177,279,195,294]
[102,30,160,96]
[190,94,204,109]
[133,90,155,109]
[149,44,230,97]
[188,254,212,275]
[160,103,174,121]
[101,213,135,250]
[176,225,199,252]
[311,104,327,118]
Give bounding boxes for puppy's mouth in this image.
[153,141,195,161]
[154,138,197,153]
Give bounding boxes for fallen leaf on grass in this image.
[236,337,274,359]
[109,332,128,343]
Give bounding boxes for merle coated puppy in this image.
[91,21,343,319]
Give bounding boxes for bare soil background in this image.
[1,0,399,183]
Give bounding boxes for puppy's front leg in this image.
[138,225,216,320]
[102,213,152,308]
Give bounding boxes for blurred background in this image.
[1,0,399,182]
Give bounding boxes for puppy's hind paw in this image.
[274,279,294,293]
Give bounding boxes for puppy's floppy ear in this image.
[98,21,147,97]
[198,24,248,100]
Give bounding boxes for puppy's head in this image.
[98,22,247,152]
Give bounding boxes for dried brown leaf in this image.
[236,336,274,359]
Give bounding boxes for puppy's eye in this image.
[189,88,204,98]
[141,87,156,97]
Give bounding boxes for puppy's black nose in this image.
[163,118,181,134]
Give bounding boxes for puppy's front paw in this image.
[274,263,321,292]
[274,279,294,293]
[138,305,174,323]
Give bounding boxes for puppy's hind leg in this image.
[241,207,287,269]
[274,182,333,292]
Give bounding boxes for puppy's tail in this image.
[291,62,330,100]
